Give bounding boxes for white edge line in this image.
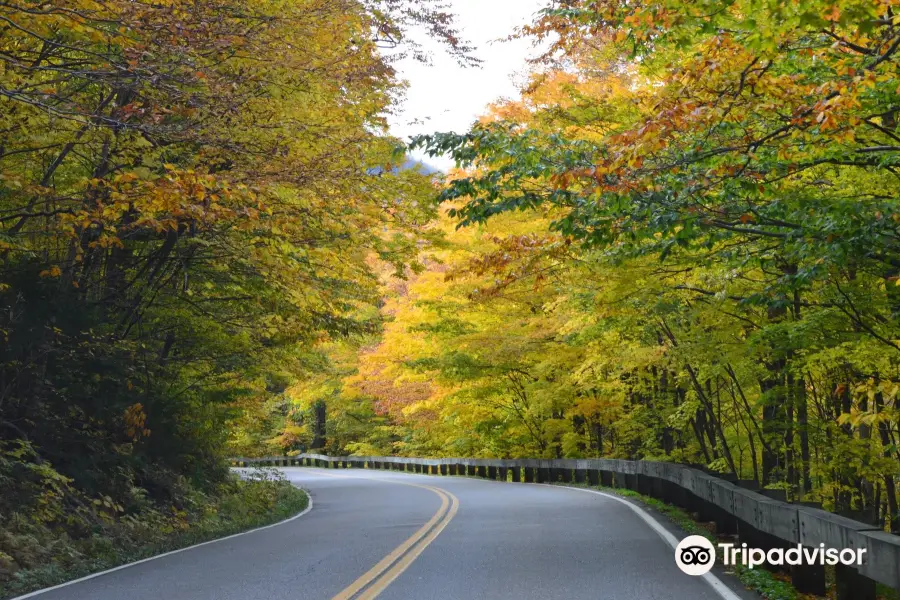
[533,483,743,600]
[9,483,313,600]
[298,467,742,600]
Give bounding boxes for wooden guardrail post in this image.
[552,465,572,483]
[798,507,879,599]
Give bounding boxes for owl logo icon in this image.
[675,535,716,576]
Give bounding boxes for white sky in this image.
[387,0,547,171]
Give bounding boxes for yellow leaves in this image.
[39,266,61,278]
[89,235,125,250]
[92,495,124,514]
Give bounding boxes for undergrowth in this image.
[0,467,307,599]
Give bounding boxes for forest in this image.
[1,0,900,592]
[252,0,900,533]
[0,0,462,592]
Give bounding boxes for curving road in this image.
[20,468,758,600]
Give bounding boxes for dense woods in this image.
[263,0,900,535]
[0,0,456,589]
[4,0,900,589]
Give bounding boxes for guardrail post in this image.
[665,479,681,504]
[536,466,551,483]
[475,465,486,478]
[510,466,522,482]
[523,467,535,483]
[488,466,498,480]
[574,469,587,484]
[553,467,572,483]
[836,565,876,600]
[586,469,599,486]
[498,466,508,481]
[624,473,638,491]
[636,474,650,495]
[790,563,826,596]
[600,470,613,487]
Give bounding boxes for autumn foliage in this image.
[290,0,900,535]
[0,0,461,587]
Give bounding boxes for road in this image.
[21,468,757,600]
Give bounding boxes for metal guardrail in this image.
[233,453,900,599]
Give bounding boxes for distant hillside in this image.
[400,158,442,175]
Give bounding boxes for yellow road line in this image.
[356,489,460,600]
[309,470,459,600]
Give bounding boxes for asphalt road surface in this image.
[21,468,759,600]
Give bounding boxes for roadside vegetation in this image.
[0,469,306,599]
[3,0,900,595]
[0,0,465,595]
[263,0,900,538]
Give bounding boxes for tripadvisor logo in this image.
[675,536,716,575]
[675,535,868,576]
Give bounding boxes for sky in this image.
[386,0,547,171]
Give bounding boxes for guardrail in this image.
[232,453,900,599]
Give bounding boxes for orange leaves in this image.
[38,266,62,278]
[123,403,151,441]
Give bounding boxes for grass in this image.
[0,468,308,600]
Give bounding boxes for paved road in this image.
[23,468,757,600]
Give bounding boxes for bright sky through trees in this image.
[388,0,547,171]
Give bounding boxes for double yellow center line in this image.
[316,472,460,600]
